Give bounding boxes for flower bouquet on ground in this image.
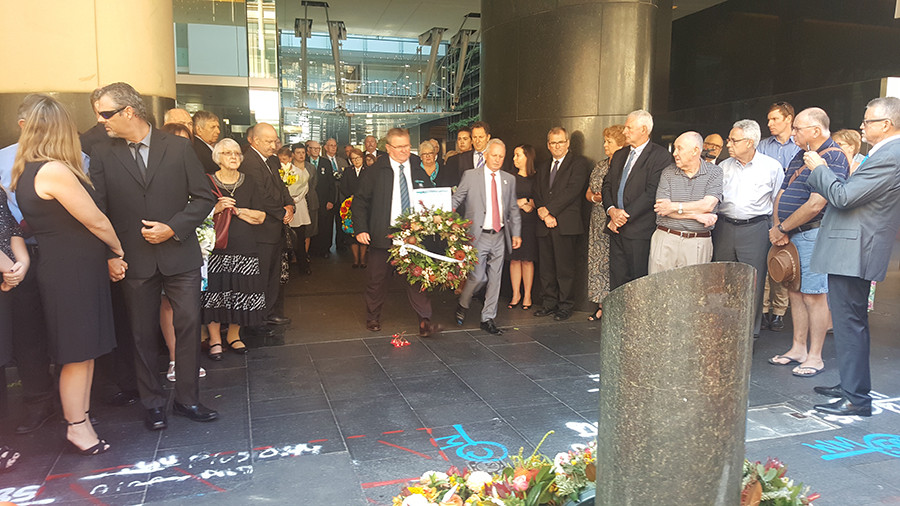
[388,206,478,291]
[340,196,354,235]
[741,458,819,506]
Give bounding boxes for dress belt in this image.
[482,228,503,234]
[656,225,711,239]
[792,221,821,234]
[719,214,768,226]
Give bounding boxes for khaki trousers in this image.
[648,229,714,275]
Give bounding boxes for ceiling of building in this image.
[273,0,727,40]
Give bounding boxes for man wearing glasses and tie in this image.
[601,110,673,294]
[353,128,439,337]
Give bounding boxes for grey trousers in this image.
[459,231,506,322]
[712,218,770,335]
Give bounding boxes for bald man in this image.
[702,133,724,163]
[240,123,295,331]
[164,108,194,129]
[649,132,723,274]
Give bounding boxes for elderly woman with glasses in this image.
[832,129,863,174]
[417,140,442,186]
[202,138,268,360]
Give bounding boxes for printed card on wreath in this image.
[412,187,452,213]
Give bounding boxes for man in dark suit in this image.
[353,127,439,337]
[192,110,220,174]
[79,87,110,157]
[324,138,351,250]
[239,123,295,329]
[806,97,900,416]
[308,140,336,258]
[364,135,387,160]
[533,127,591,321]
[442,126,473,188]
[601,110,673,291]
[89,82,218,431]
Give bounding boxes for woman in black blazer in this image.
[340,148,367,267]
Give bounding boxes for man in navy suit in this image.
[805,97,900,416]
[601,110,673,291]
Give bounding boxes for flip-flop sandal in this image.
[792,365,824,377]
[768,355,802,366]
[0,446,20,472]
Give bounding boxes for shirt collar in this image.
[251,146,267,164]
[553,151,568,165]
[133,124,152,147]
[869,133,900,156]
[631,139,650,153]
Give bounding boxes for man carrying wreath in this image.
[353,128,440,337]
[453,139,522,334]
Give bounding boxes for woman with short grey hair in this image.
[202,138,268,360]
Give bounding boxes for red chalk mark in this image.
[308,439,328,443]
[377,440,432,460]
[69,483,109,505]
[360,477,419,489]
[438,450,450,461]
[173,466,227,492]
[347,435,366,439]
[34,486,45,498]
[253,446,273,451]
[381,430,404,434]
[46,473,74,481]
[213,450,237,456]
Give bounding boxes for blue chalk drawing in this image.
[434,424,509,462]
[803,433,900,461]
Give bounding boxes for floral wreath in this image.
[388,206,478,291]
[340,196,354,235]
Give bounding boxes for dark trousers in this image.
[364,247,431,322]
[712,219,770,335]
[258,239,285,318]
[537,231,579,311]
[110,281,137,392]
[10,251,54,406]
[334,211,348,249]
[292,225,310,272]
[827,274,872,407]
[608,234,651,293]
[121,269,202,409]
[312,206,335,254]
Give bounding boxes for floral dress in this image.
[587,159,611,304]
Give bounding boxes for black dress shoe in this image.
[146,408,168,431]
[814,384,843,398]
[455,304,467,326]
[15,404,56,435]
[769,315,785,332]
[366,320,381,332]
[108,390,139,407]
[815,398,872,416]
[533,307,557,318]
[173,402,218,422]
[553,309,572,321]
[480,319,502,334]
[761,313,771,330]
[251,326,276,337]
[266,315,292,325]
[419,318,441,338]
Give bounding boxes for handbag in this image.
[207,174,233,250]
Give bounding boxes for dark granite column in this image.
[596,262,755,506]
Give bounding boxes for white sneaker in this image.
[166,361,176,382]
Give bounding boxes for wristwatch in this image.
[777,223,785,234]
[677,203,683,215]
[235,208,242,217]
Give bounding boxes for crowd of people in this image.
[2,82,899,470]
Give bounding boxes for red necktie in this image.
[491,172,501,232]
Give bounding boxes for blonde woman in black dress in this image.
[11,95,122,455]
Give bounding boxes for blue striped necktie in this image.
[398,164,411,213]
[476,151,485,170]
[616,149,637,208]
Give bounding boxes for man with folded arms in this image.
[649,132,722,274]
[714,120,784,338]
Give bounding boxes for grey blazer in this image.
[807,137,900,282]
[452,167,522,253]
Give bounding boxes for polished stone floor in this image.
[2,246,900,505]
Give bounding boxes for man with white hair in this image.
[649,132,722,274]
[806,97,900,416]
[164,108,194,129]
[766,108,848,378]
[714,119,784,338]
[601,110,673,291]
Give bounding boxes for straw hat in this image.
[767,242,801,292]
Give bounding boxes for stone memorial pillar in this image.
[596,262,755,506]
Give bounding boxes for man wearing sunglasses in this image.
[89,82,219,431]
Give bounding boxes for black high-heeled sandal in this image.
[587,308,603,321]
[67,419,110,456]
[208,343,223,361]
[226,338,249,355]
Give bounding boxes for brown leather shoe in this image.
[366,320,381,332]
[419,318,441,337]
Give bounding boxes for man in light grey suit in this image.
[805,96,900,417]
[453,139,522,334]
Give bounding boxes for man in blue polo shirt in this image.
[767,107,849,379]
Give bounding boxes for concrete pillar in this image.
[0,0,176,146]
[480,0,671,163]
[596,262,755,506]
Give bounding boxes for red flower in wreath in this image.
[411,266,423,277]
[453,250,466,261]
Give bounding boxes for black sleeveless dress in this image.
[15,162,115,364]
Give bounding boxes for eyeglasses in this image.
[388,143,411,150]
[791,125,816,132]
[220,151,242,158]
[861,118,890,127]
[420,152,436,156]
[548,140,568,147]
[726,137,747,144]
[98,106,126,119]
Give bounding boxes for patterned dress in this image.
[202,173,266,327]
[587,159,611,304]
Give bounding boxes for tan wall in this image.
[0,0,175,98]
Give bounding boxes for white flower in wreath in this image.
[465,471,493,491]
[421,470,448,483]
[401,494,431,506]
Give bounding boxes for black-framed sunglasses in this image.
[98,106,127,120]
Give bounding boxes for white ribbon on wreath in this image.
[394,239,465,264]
